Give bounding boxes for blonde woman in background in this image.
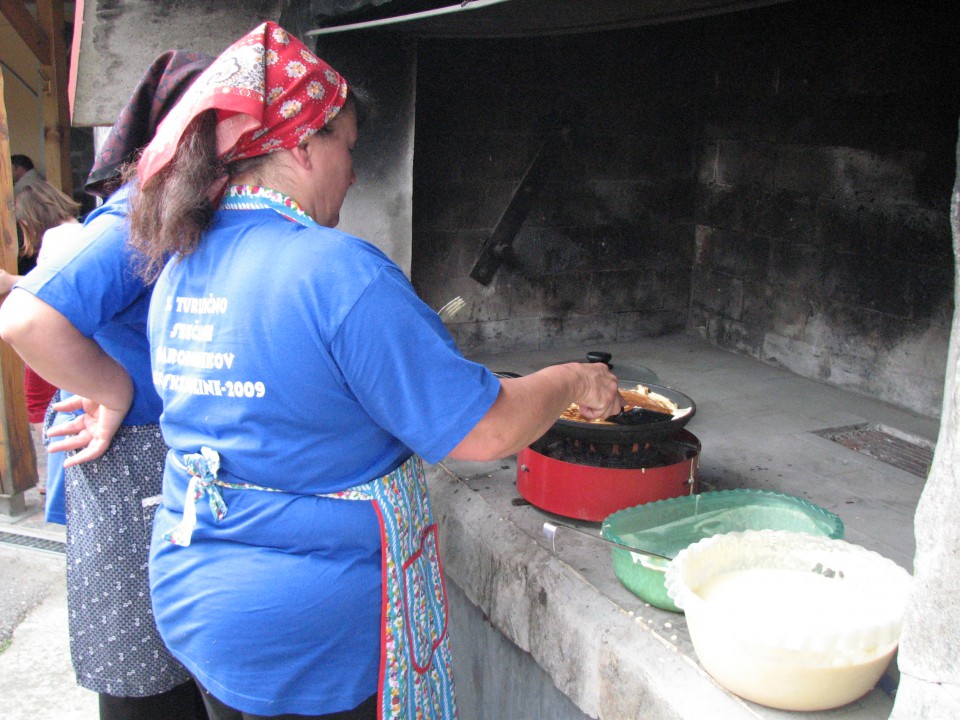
[15,179,83,266]
[4,180,81,495]
[1,179,81,294]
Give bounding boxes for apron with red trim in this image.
[166,448,458,720]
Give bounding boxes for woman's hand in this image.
[567,361,624,420]
[0,291,135,455]
[449,362,623,461]
[46,394,130,467]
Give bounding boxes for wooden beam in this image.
[36,0,72,194]
[0,72,40,516]
[0,0,52,65]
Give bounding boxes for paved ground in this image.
[0,485,98,719]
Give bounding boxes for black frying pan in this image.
[551,382,696,444]
[493,372,696,444]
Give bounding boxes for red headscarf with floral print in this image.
[138,22,349,189]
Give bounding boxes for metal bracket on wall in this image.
[469,117,567,285]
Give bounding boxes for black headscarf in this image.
[84,50,214,198]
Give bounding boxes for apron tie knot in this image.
[163,446,226,547]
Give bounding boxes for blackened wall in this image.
[411,0,958,418]
[413,22,698,353]
[688,0,957,418]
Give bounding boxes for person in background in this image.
[1,178,79,295]
[11,153,43,195]
[118,22,622,720]
[14,180,82,265]
[5,180,82,497]
[12,179,97,518]
[9,155,45,277]
[0,51,213,720]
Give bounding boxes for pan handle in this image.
[586,350,612,366]
[542,521,672,561]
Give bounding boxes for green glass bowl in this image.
[601,489,844,612]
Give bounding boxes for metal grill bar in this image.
[0,531,66,555]
[813,424,934,478]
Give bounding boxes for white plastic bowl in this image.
[665,530,912,711]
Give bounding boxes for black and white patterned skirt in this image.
[64,423,191,697]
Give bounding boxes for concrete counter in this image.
[425,336,933,719]
[428,460,894,720]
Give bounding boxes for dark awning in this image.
[307,0,793,38]
[70,0,792,124]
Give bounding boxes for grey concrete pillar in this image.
[891,119,960,719]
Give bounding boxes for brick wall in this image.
[411,0,958,417]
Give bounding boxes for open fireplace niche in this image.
[398,3,960,713]
[410,0,958,420]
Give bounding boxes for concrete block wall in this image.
[674,1,956,419]
[411,0,958,418]
[692,7,956,416]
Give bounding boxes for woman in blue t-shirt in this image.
[0,52,213,720]
[122,22,622,720]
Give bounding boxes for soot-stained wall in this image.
[413,23,698,353]
[411,0,958,418]
[689,1,956,418]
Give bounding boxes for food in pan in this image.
[561,384,688,424]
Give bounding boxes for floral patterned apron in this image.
[165,446,458,719]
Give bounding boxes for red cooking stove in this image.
[516,382,700,522]
[517,429,700,521]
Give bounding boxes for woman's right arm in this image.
[447,362,622,462]
[0,289,133,464]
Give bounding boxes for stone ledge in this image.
[428,462,780,720]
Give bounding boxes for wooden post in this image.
[36,0,72,194]
[0,72,39,516]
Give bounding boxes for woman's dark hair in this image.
[128,93,359,282]
[11,154,34,172]
[127,109,229,282]
[349,85,372,128]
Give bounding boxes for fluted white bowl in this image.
[665,529,912,711]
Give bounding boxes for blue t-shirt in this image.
[42,390,76,525]
[15,186,162,425]
[147,207,500,715]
